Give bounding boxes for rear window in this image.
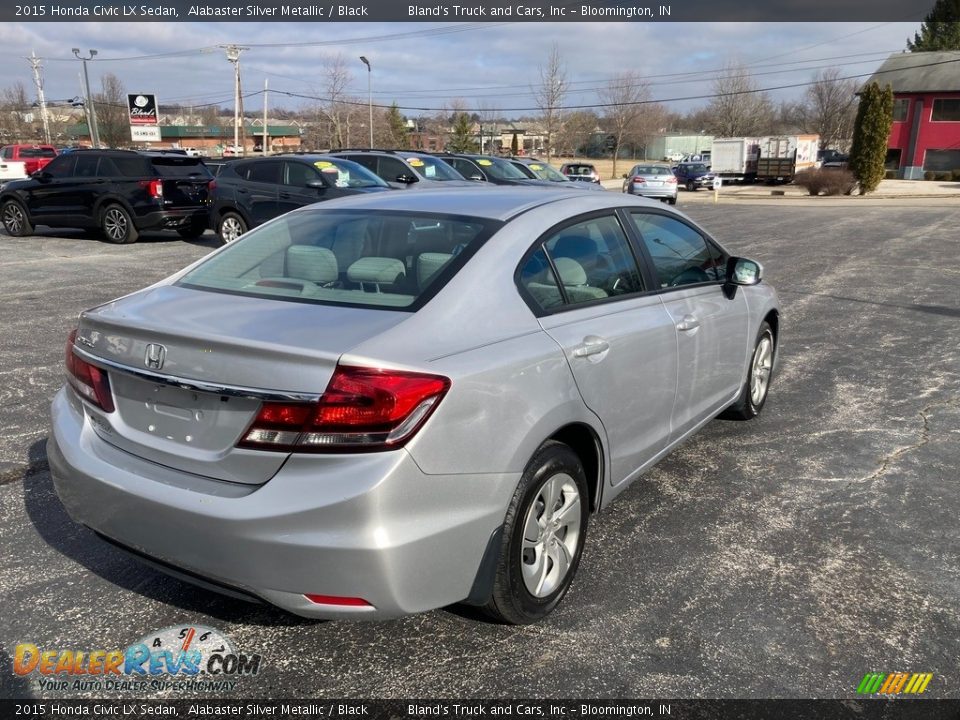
[565,165,595,175]
[178,209,500,310]
[19,147,57,158]
[148,157,212,178]
[479,157,529,181]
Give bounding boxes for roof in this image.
[288,186,607,222]
[865,51,960,94]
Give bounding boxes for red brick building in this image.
[867,51,960,179]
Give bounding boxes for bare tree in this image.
[533,44,567,162]
[312,53,354,149]
[0,82,31,144]
[797,68,858,150]
[555,109,600,158]
[705,62,775,137]
[598,72,664,178]
[93,73,128,148]
[475,100,500,154]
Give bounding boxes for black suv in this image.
[329,149,473,188]
[209,155,390,242]
[0,149,213,243]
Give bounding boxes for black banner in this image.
[2,699,960,720]
[3,0,940,23]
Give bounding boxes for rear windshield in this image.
[635,166,673,176]
[565,165,595,175]
[19,147,57,158]
[178,209,501,310]
[404,155,464,181]
[149,157,212,178]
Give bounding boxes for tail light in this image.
[632,176,646,184]
[304,594,372,607]
[208,179,217,194]
[65,330,114,413]
[666,176,678,184]
[139,178,163,200]
[239,365,450,452]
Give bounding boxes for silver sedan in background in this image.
[622,163,679,204]
[49,188,779,624]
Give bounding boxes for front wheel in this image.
[686,180,696,192]
[101,204,138,244]
[484,441,589,624]
[217,212,247,243]
[721,321,775,420]
[1,199,33,237]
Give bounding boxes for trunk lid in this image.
[150,155,214,208]
[75,284,409,484]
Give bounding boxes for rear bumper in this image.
[49,388,519,619]
[628,184,677,198]
[135,207,209,231]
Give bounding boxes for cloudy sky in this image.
[0,21,921,118]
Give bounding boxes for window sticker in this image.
[477,159,492,166]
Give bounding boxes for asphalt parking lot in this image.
[1,199,959,700]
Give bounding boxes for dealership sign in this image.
[128,93,160,142]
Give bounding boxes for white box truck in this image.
[710,138,760,181]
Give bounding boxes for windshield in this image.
[404,155,464,181]
[523,162,568,182]
[312,159,389,188]
[178,209,501,310]
[684,164,709,174]
[19,147,57,158]
[150,157,213,178]
[476,157,529,181]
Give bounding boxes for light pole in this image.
[359,56,372,148]
[223,45,248,155]
[71,48,100,148]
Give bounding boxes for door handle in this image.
[279,192,291,198]
[676,314,700,332]
[572,337,610,358]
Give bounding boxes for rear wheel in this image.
[667,196,677,205]
[484,441,589,624]
[101,204,138,244]
[721,321,775,420]
[217,212,247,243]
[1,199,33,236]
[177,219,208,239]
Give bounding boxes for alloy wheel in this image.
[220,216,244,242]
[750,334,773,406]
[3,203,24,234]
[103,208,128,242]
[520,472,582,598]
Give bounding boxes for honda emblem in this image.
[144,343,166,370]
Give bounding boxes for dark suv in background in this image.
[437,153,555,186]
[209,155,390,242]
[0,149,213,243]
[330,149,473,188]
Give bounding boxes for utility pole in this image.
[72,48,100,147]
[27,51,51,144]
[262,78,268,156]
[359,56,372,147]
[222,45,248,155]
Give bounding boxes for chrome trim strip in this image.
[72,345,323,402]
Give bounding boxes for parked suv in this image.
[0,149,213,243]
[559,163,601,184]
[1,144,58,176]
[209,155,390,242]
[330,149,473,188]
[673,162,718,192]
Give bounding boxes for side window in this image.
[343,154,378,172]
[246,161,281,184]
[75,154,100,178]
[97,157,120,176]
[520,214,644,312]
[378,156,408,182]
[451,158,482,180]
[42,154,77,178]
[284,161,319,187]
[629,212,726,289]
[1,147,11,160]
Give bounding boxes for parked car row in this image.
[0,149,611,244]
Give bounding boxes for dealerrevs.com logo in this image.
[13,625,262,693]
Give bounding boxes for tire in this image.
[484,441,589,624]
[667,197,677,205]
[217,212,247,243]
[101,204,138,244]
[686,180,696,192]
[721,321,775,421]
[177,220,208,239]
[1,199,33,237]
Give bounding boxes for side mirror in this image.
[395,173,417,185]
[726,257,763,286]
[621,173,628,179]
[469,174,485,182]
[306,179,326,191]
[33,171,53,181]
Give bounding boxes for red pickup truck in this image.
[0,145,57,175]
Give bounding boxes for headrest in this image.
[553,257,587,287]
[347,257,406,285]
[286,245,338,284]
[417,252,454,286]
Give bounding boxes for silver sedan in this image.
[49,187,779,624]
[622,163,679,204]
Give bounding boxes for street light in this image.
[223,45,248,155]
[359,56,372,148]
[72,48,100,148]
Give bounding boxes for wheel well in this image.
[94,197,132,221]
[549,423,603,513]
[764,309,779,344]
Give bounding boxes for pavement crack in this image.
[861,397,960,483]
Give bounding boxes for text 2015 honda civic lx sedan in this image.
[49,187,780,624]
